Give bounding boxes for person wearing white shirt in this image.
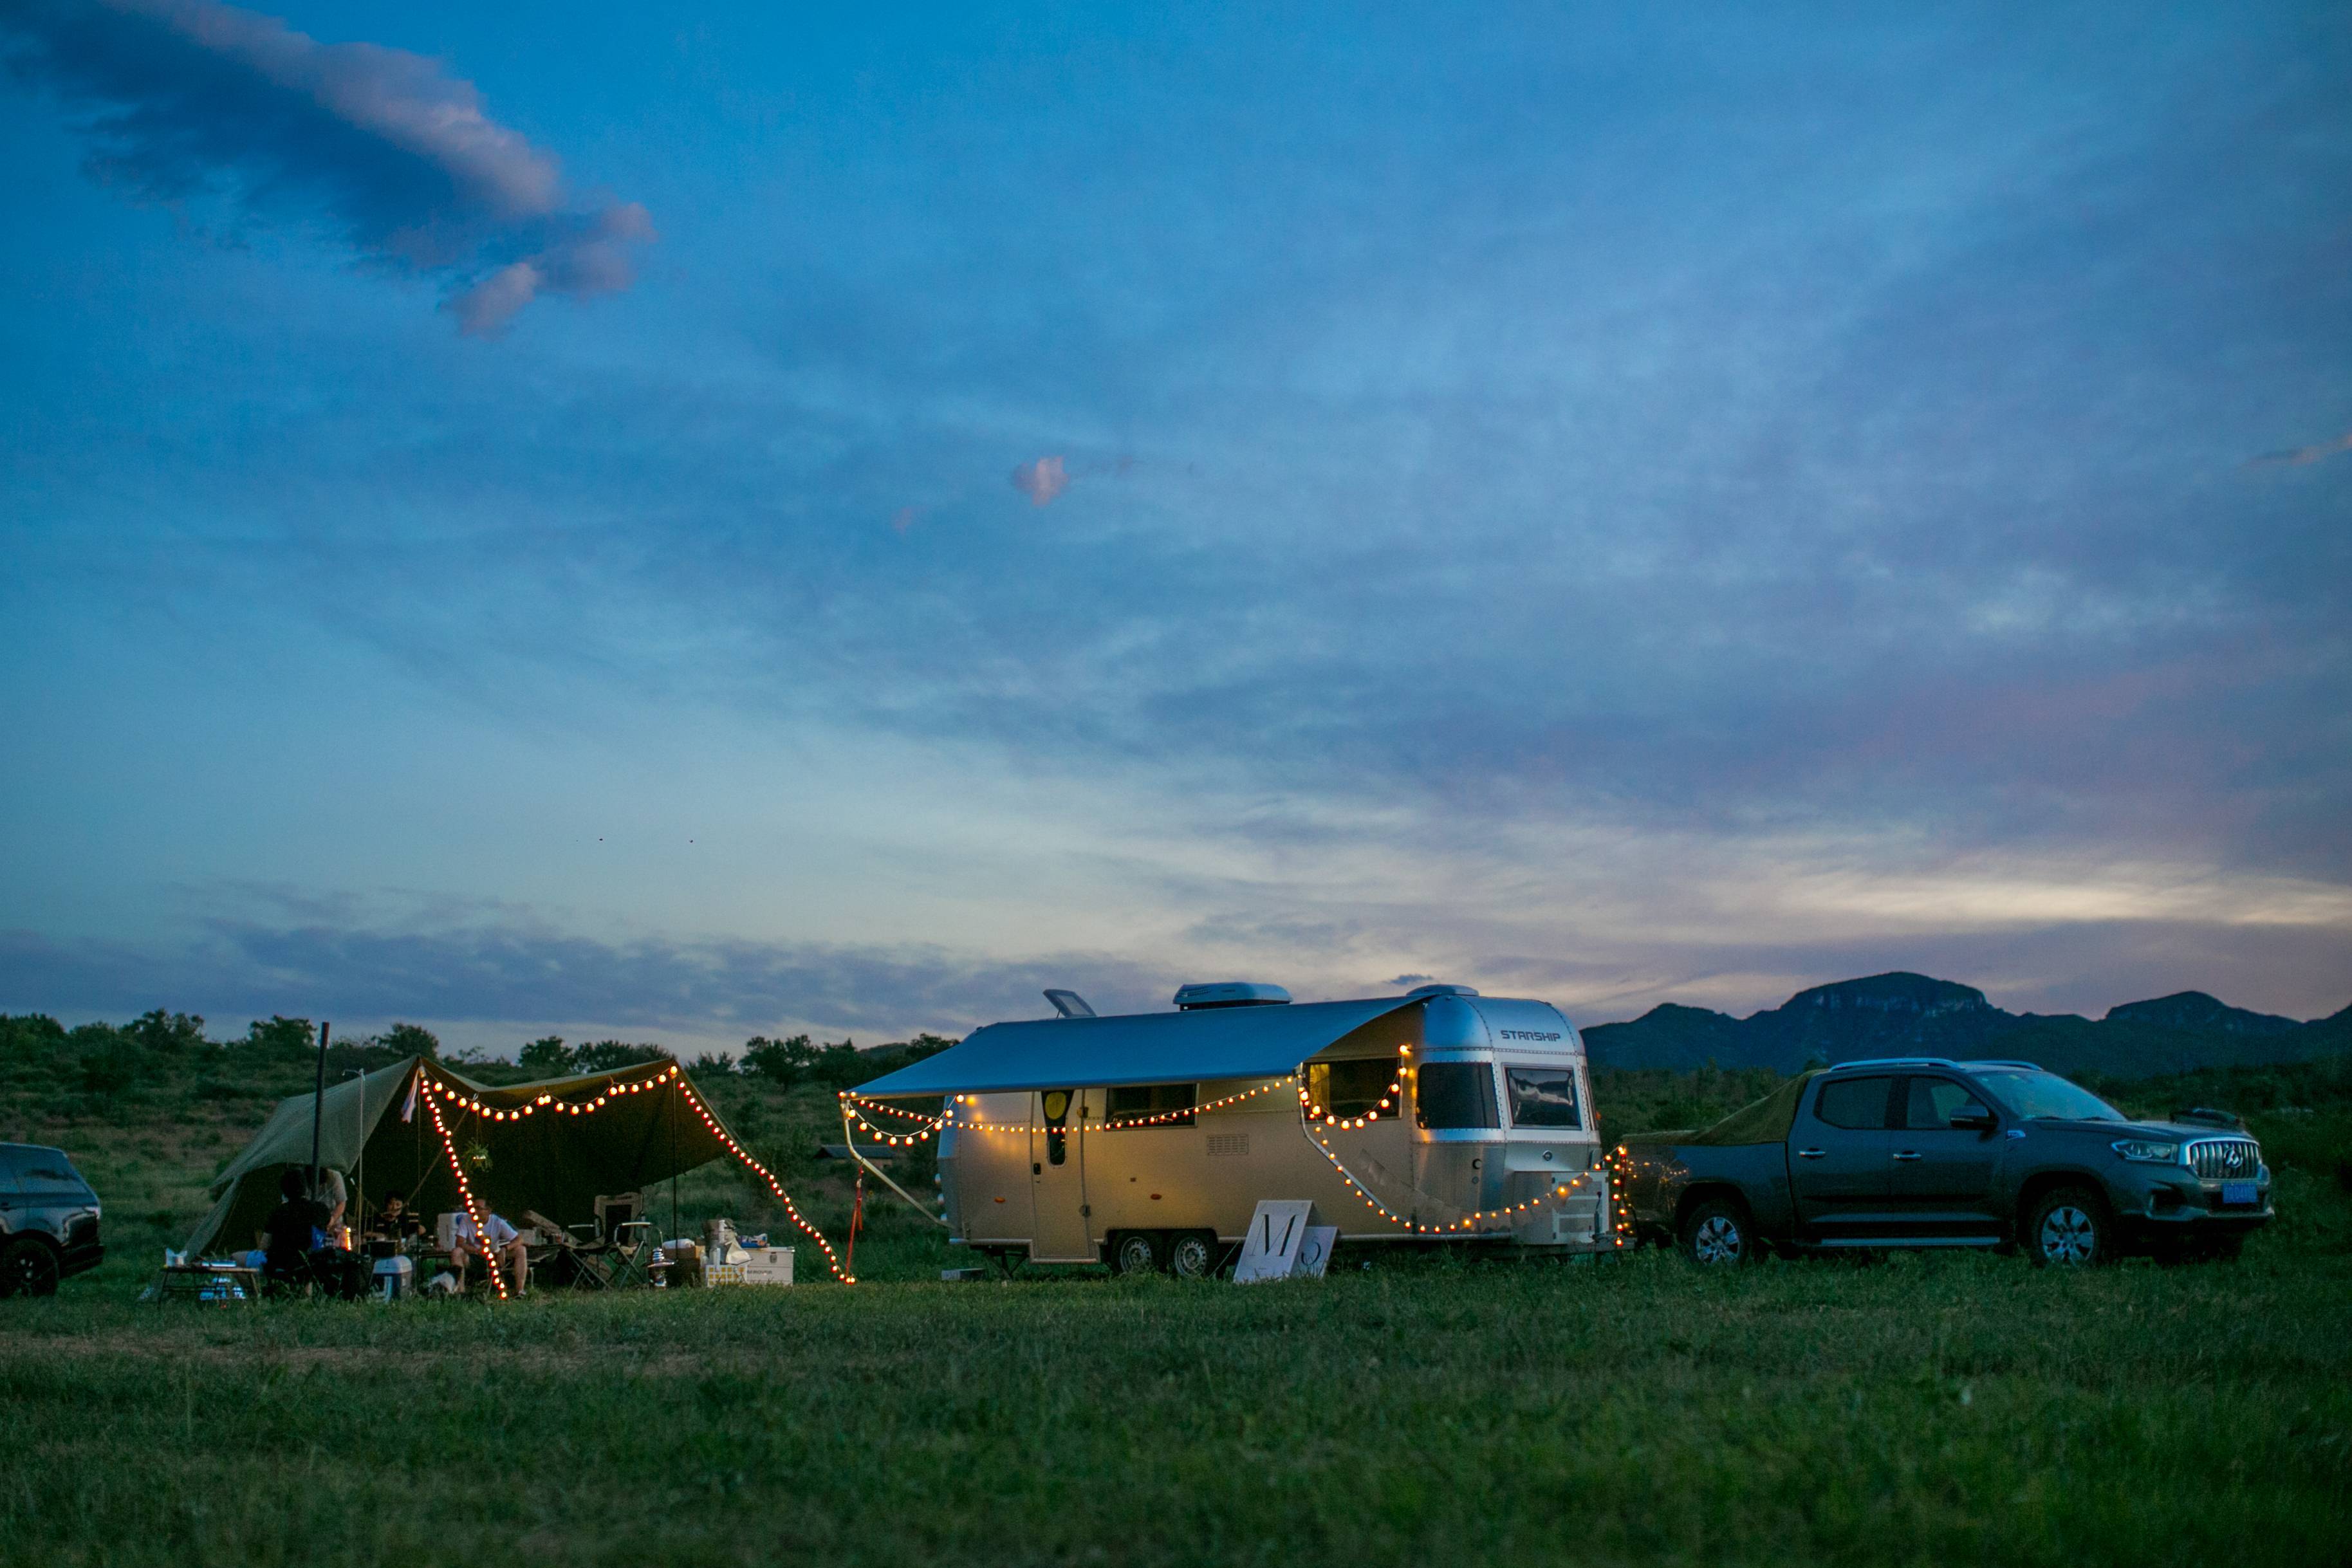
[450,1206,529,1296]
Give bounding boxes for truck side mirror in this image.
[1948,1105,1995,1132]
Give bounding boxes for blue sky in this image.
[3,1,2347,1055]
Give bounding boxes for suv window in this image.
[1415,1062,1500,1130]
[1814,1076,1896,1130]
[1903,1078,1983,1130]
[1505,1068,1582,1129]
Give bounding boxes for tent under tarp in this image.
[1618,1071,1823,1149]
[850,995,1425,1098]
[184,1056,737,1259]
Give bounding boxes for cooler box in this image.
[707,1246,793,1287]
[373,1255,414,1300]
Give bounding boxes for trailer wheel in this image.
[1111,1231,1163,1276]
[1166,1231,1217,1280]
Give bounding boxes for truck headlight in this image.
[2111,1139,2180,1164]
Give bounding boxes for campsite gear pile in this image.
[172,1057,810,1296]
[693,1217,795,1287]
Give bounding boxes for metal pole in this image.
[310,1020,331,1195]
[346,1067,368,1246]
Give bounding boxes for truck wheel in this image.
[0,1238,61,1298]
[2024,1187,2109,1267]
[1112,1231,1163,1276]
[1166,1231,1217,1280]
[1678,1200,1755,1266]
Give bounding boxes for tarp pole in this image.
[310,1020,331,1195]
[349,1066,366,1246]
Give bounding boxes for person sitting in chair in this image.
[260,1168,365,1298]
[367,1191,423,1244]
[449,1205,529,1296]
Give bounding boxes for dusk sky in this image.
[3,1,2347,1056]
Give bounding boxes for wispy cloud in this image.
[1010,454,1070,506]
[2248,430,2352,467]
[0,0,653,333]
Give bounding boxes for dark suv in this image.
[1616,1059,2272,1266]
[0,1143,105,1295]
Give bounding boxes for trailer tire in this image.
[1166,1231,1217,1280]
[1678,1198,1757,1267]
[1111,1231,1163,1276]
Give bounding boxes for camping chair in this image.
[521,1210,604,1291]
[567,1193,663,1289]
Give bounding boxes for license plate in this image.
[2221,1181,2257,1206]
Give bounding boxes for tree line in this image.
[0,1010,958,1103]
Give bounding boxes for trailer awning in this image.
[851,996,1424,1097]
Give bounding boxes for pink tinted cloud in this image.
[1012,455,1071,506]
[1,0,654,335]
[2248,430,2352,467]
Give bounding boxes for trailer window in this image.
[1505,1068,1582,1129]
[1416,1062,1500,1130]
[1305,1057,1400,1120]
[1106,1083,1196,1127]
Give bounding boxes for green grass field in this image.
[5,1056,2351,1567]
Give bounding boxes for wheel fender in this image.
[2014,1168,2113,1238]
[1675,1184,1756,1237]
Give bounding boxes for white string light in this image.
[675,1080,855,1283]
[1293,1065,1611,1239]
[420,1062,860,1288]
[423,1075,508,1300]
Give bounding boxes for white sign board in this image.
[1233,1201,1323,1284]
[1293,1224,1338,1279]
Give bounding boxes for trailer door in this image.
[1027,1089,1093,1262]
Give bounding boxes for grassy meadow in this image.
[4,1035,2351,1567]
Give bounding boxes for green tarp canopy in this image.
[184,1056,739,1259]
[1618,1071,1822,1149]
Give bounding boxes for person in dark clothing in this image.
[259,1167,366,1298]
[367,1191,423,1243]
[261,1167,326,1275]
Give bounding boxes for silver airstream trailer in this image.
[849,982,1613,1275]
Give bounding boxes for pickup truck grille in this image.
[2186,1138,2259,1179]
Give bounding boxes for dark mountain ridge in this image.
[1582,972,2351,1079]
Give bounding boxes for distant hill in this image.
[2103,992,2299,1035]
[1581,972,2351,1080]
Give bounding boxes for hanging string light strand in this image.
[423,1073,509,1300]
[676,1080,855,1283]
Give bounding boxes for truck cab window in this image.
[1306,1057,1400,1120]
[1812,1076,1896,1130]
[1505,1068,1582,1129]
[1903,1078,1982,1130]
[1415,1062,1500,1130]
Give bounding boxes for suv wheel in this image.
[0,1238,61,1298]
[2025,1187,2109,1267]
[1679,1199,1755,1266]
[1111,1231,1163,1276]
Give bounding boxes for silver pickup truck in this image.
[1615,1059,2272,1266]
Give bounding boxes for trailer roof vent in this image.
[1173,981,1292,1010]
[1404,983,1479,999]
[1043,988,1095,1019]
